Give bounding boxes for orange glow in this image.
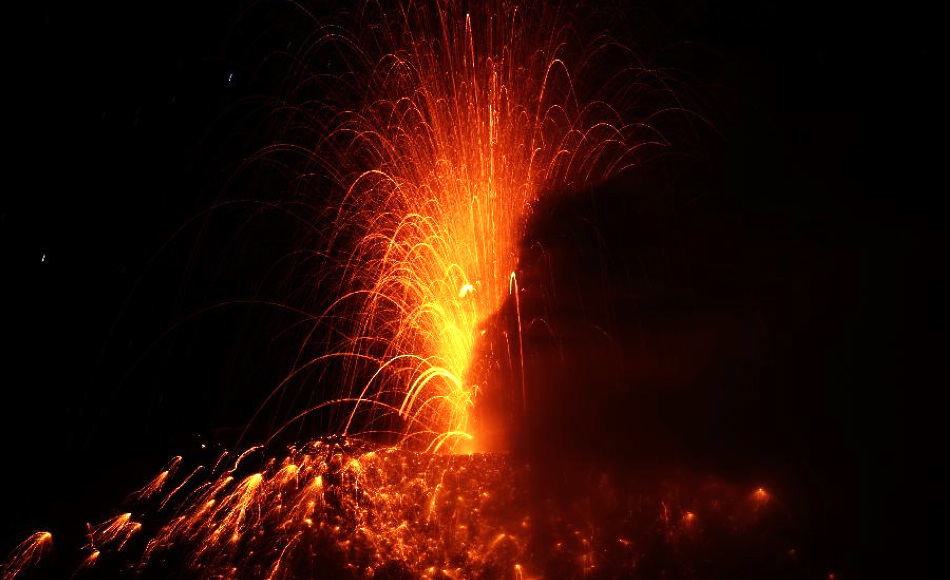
[81,549,100,570]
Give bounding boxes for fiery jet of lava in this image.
[245,0,674,453]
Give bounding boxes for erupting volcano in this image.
[4,1,861,578]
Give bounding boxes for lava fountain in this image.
[4,1,830,579]
[228,0,680,454]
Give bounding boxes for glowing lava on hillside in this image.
[6,437,809,579]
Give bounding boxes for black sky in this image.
[2,1,943,579]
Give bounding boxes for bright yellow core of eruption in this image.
[298,2,645,454]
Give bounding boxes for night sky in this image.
[2,1,942,579]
